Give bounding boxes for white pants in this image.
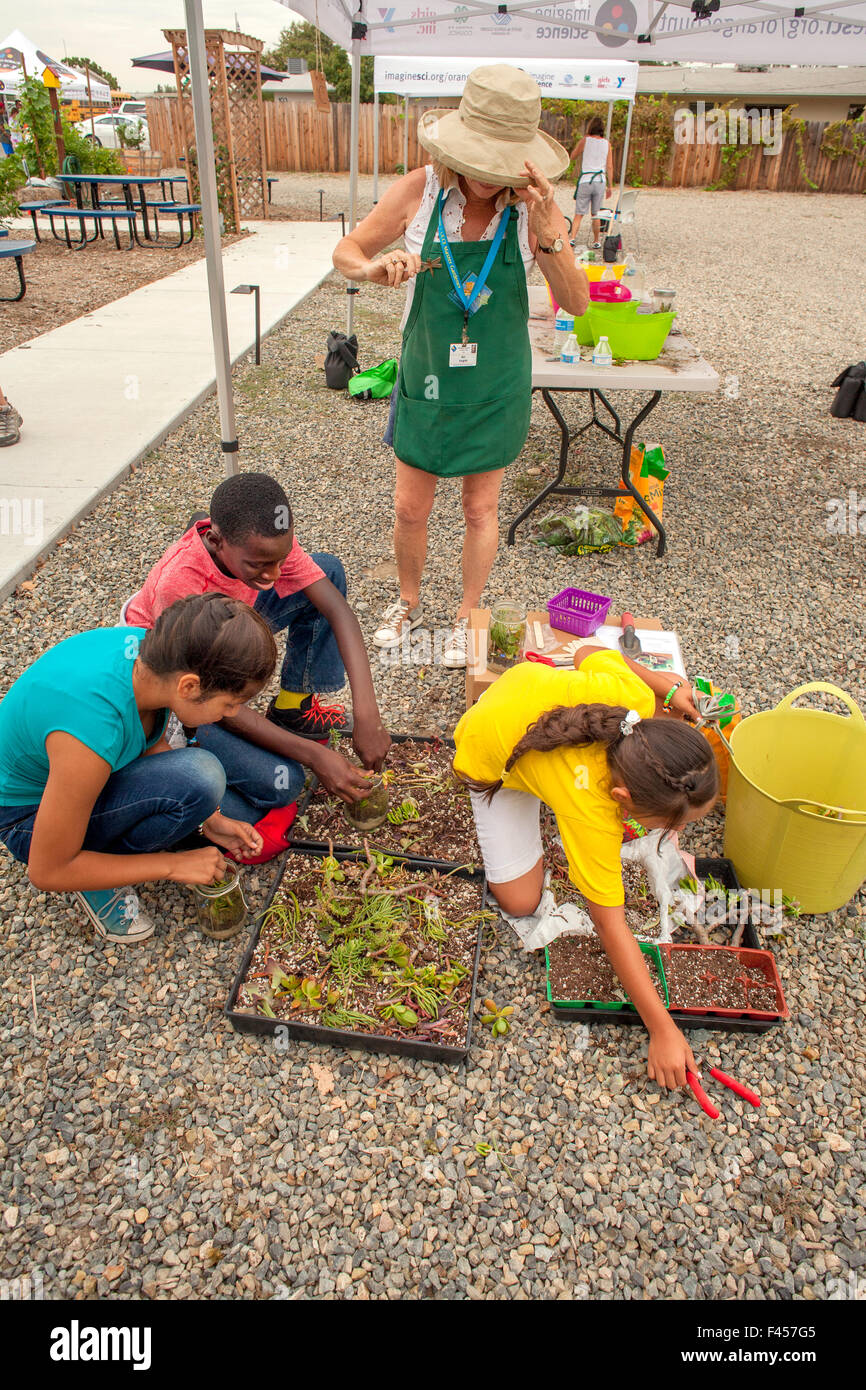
[469,787,543,884]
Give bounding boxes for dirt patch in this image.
[547,936,666,1006]
[662,947,782,1013]
[295,737,479,867]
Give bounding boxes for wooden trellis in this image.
[164,27,269,232]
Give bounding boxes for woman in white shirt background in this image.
[569,117,614,250]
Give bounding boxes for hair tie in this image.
[619,710,640,737]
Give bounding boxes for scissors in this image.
[686,1065,761,1121]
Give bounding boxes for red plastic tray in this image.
[659,944,789,1021]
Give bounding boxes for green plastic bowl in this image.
[586,307,677,361]
[574,300,636,346]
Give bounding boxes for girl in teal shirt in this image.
[0,595,276,943]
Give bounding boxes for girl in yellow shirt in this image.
[453,647,718,1090]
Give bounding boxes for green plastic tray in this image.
[545,939,669,1011]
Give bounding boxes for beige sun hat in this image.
[416,64,569,190]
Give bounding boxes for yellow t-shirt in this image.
[453,651,656,907]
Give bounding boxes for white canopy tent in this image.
[0,29,111,103]
[371,55,639,207]
[180,0,866,471]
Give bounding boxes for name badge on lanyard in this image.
[437,190,510,370]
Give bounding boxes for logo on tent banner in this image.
[491,10,512,23]
[411,5,438,34]
[378,7,397,30]
[595,0,637,47]
[451,4,470,20]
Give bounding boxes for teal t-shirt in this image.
[0,627,168,807]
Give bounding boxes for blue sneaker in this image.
[72,888,155,944]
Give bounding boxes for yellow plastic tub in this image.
[723,683,866,914]
[582,263,626,282]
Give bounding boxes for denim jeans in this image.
[0,747,226,867]
[191,722,307,823]
[254,552,346,694]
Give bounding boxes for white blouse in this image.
[400,165,535,329]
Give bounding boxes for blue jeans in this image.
[0,747,226,867]
[192,722,306,823]
[254,552,346,694]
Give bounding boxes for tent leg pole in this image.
[403,94,409,175]
[183,0,238,473]
[605,103,613,142]
[347,36,361,337]
[373,88,379,203]
[617,99,634,216]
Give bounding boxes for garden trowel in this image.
[618,611,643,658]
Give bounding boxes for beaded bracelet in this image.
[663,681,684,710]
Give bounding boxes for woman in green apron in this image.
[333,65,589,669]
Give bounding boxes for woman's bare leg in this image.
[459,468,505,620]
[393,457,438,608]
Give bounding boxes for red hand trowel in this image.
[619,611,643,659]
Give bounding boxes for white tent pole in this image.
[617,98,634,214]
[347,33,362,335]
[403,93,409,174]
[604,103,613,142]
[373,86,379,202]
[183,0,238,473]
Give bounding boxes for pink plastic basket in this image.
[547,587,612,638]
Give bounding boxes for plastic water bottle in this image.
[601,264,615,282]
[624,253,637,277]
[560,332,579,365]
[592,335,612,367]
[553,311,575,359]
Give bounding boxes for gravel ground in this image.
[1,185,864,1302]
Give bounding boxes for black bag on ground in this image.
[830,361,866,421]
[325,331,360,389]
[603,231,622,263]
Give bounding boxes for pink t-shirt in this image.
[126,520,325,628]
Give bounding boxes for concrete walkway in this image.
[0,220,341,601]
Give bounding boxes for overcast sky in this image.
[0,1,302,91]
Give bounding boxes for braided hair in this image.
[457,702,718,836]
[139,593,277,698]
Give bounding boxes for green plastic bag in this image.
[348,357,398,400]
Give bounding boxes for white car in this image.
[74,111,150,150]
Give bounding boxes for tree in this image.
[64,56,119,91]
[263,23,376,103]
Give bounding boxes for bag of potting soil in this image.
[348,357,398,401]
[532,503,638,556]
[614,443,669,544]
[325,330,360,390]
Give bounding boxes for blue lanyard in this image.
[437,189,510,316]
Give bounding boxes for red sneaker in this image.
[226,802,298,865]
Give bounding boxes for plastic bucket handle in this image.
[778,798,866,826]
[772,681,865,724]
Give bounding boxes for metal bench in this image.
[146,202,202,247]
[38,207,137,251]
[0,240,36,301]
[19,200,71,241]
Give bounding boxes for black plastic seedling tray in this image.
[549,857,783,1035]
[225,844,486,1065]
[290,732,480,874]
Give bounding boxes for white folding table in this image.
[510,290,720,557]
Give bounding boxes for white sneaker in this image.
[373,598,424,649]
[441,618,469,670]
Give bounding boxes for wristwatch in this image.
[538,235,565,254]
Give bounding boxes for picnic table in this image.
[0,239,35,301]
[510,287,720,557]
[59,174,173,242]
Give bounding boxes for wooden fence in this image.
[145,96,866,195]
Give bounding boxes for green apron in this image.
[392,193,531,477]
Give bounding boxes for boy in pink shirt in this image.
[127,473,390,855]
